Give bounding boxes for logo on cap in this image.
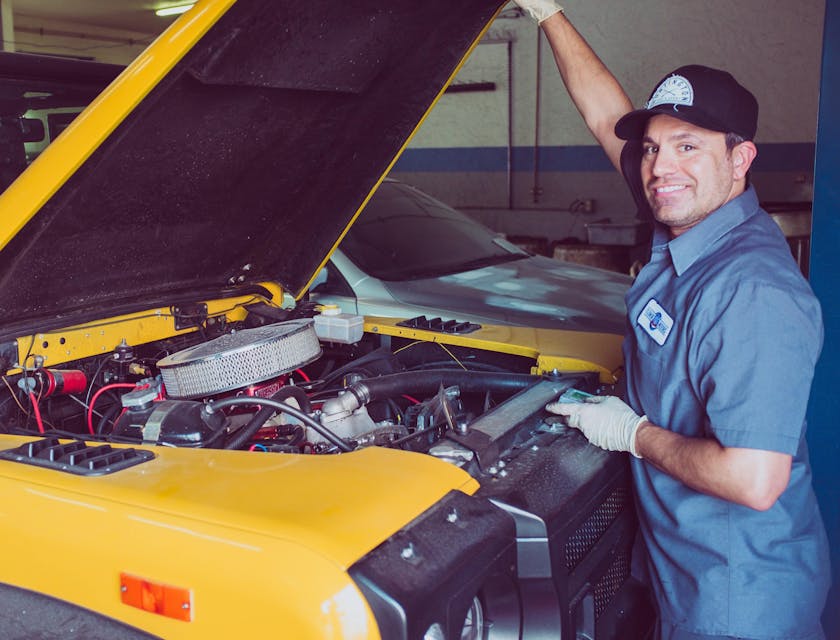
[645,74,694,110]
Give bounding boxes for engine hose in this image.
[320,346,399,386]
[207,396,353,452]
[290,425,307,445]
[330,369,539,415]
[223,386,312,451]
[407,360,510,373]
[95,402,122,436]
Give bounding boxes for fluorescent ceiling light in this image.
[155,3,195,17]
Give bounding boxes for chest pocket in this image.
[628,330,667,425]
[630,320,705,437]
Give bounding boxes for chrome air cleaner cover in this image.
[157,320,321,399]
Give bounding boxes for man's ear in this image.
[731,140,758,180]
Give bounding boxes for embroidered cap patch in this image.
[645,74,694,110]
[637,298,674,346]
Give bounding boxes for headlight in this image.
[423,596,485,640]
[459,596,484,640]
[423,623,445,640]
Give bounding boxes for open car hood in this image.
[0,0,503,338]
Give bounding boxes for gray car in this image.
[311,179,632,335]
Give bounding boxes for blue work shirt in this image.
[624,187,830,639]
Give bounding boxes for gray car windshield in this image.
[341,181,528,281]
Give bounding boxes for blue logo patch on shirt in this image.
[637,298,673,346]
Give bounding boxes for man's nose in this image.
[651,148,677,177]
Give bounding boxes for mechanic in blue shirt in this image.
[514,2,831,639]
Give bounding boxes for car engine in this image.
[2,315,581,459]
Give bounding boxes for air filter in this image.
[157,320,321,399]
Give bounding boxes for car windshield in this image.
[341,181,528,281]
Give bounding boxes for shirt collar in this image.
[651,186,761,276]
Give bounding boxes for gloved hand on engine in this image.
[513,0,564,23]
[546,395,646,458]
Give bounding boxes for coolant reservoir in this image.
[313,305,364,344]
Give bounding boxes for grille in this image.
[594,548,631,617]
[565,485,629,570]
[157,320,321,399]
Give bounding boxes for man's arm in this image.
[516,2,633,170]
[634,419,792,511]
[538,12,631,170]
[548,396,793,511]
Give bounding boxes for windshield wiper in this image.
[450,253,527,272]
[399,254,524,280]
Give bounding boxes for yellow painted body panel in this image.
[9,305,623,381]
[365,316,624,383]
[6,290,282,373]
[0,435,477,637]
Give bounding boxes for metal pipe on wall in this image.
[532,27,542,204]
[16,25,149,47]
[1,0,15,52]
[479,33,516,210]
[507,39,514,210]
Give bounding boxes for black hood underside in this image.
[0,0,503,336]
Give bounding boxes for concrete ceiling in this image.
[11,0,184,36]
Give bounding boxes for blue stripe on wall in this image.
[393,143,816,173]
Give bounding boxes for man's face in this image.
[640,115,744,237]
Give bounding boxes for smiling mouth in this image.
[654,185,687,194]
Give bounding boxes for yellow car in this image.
[0,1,651,638]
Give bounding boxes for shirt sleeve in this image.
[690,281,823,454]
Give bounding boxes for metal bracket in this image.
[171,303,208,331]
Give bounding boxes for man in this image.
[513,2,831,639]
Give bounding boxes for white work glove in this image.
[513,0,564,23]
[546,395,646,458]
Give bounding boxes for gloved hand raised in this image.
[546,395,646,458]
[513,0,564,23]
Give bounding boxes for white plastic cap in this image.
[319,304,341,316]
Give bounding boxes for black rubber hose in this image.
[205,397,351,452]
[277,424,306,445]
[95,402,122,435]
[344,369,539,407]
[320,346,399,386]
[406,360,510,373]
[223,386,312,451]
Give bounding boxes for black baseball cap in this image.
[614,65,759,141]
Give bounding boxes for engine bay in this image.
[0,303,603,472]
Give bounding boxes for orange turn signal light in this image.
[120,572,193,622]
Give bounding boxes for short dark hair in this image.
[725,132,751,185]
[725,132,746,151]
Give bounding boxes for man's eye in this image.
[643,146,658,155]
[679,144,695,152]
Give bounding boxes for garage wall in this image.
[392,0,826,241]
[4,1,825,243]
[8,14,151,65]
